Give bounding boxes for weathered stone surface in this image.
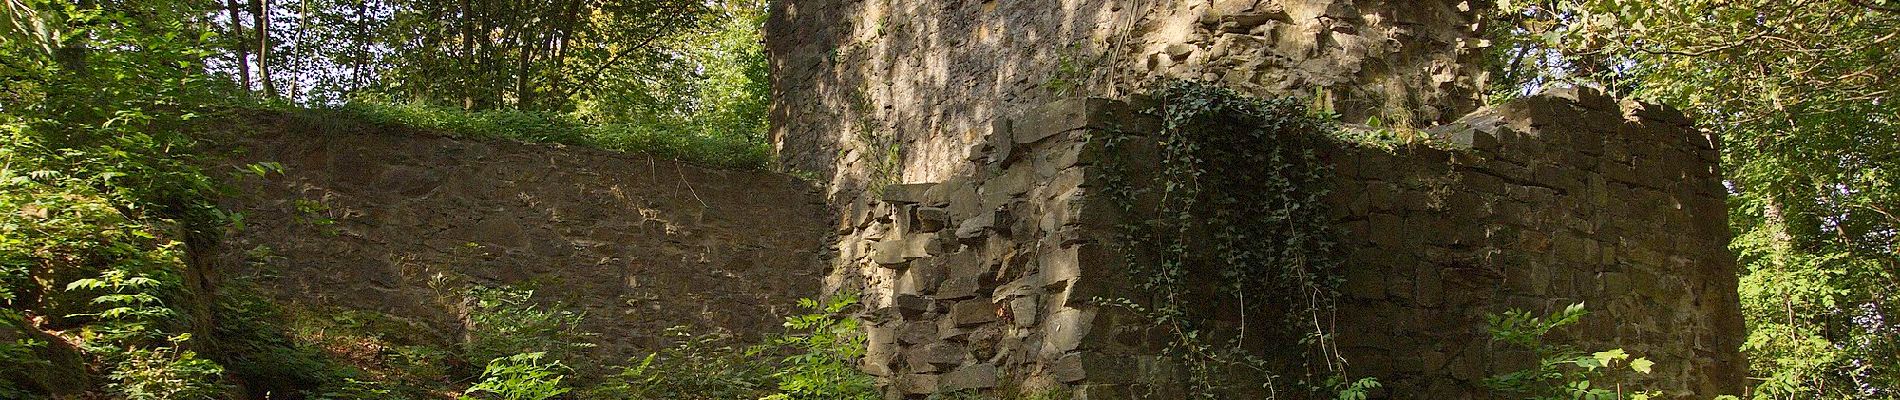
[770,0,1487,194]
[914,207,950,232]
[939,363,999,391]
[905,342,966,372]
[954,215,993,242]
[881,183,937,204]
[896,373,939,395]
[950,299,999,327]
[790,14,1739,392]
[898,321,938,345]
[212,114,829,376]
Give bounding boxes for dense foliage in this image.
[0,0,778,396]
[1485,0,1900,397]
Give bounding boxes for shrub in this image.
[764,295,877,400]
[463,352,571,400]
[587,326,774,399]
[107,336,231,400]
[1485,303,1657,400]
[459,285,595,370]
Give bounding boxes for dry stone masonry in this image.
[772,0,1744,397]
[823,88,1744,398]
[207,112,832,371]
[768,0,1487,200]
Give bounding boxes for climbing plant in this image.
[1093,80,1361,398]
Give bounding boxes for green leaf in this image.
[1591,348,1629,367]
[1628,357,1653,374]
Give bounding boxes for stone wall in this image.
[770,0,1745,397]
[766,0,1488,201]
[1321,88,1744,397]
[824,89,1745,398]
[205,112,832,370]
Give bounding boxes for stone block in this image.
[982,167,1037,207]
[894,294,934,319]
[882,182,937,204]
[914,207,950,232]
[906,342,966,372]
[1444,125,1500,152]
[871,237,910,267]
[1048,353,1087,383]
[896,262,944,296]
[899,321,939,345]
[1009,295,1041,328]
[1015,98,1110,144]
[1038,307,1093,357]
[950,299,1000,326]
[896,373,940,395]
[937,276,980,300]
[940,363,999,391]
[954,211,997,242]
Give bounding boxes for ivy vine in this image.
[1094,80,1359,398]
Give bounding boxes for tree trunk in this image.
[250,0,277,98]
[224,0,250,90]
[347,0,368,93]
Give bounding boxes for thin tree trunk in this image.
[250,0,277,97]
[225,0,250,90]
[347,0,369,93]
[458,0,475,109]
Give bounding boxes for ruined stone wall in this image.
[206,112,832,370]
[767,0,1487,200]
[771,0,1745,397]
[823,89,1744,398]
[1320,88,1744,397]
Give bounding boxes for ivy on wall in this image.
[1095,80,1367,398]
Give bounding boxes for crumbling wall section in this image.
[767,0,1487,200]
[832,90,1744,398]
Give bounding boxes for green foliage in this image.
[208,287,363,398]
[1334,377,1382,400]
[234,0,774,165]
[330,101,771,169]
[588,326,775,399]
[764,295,877,400]
[463,352,572,400]
[107,335,231,400]
[1094,80,1363,397]
[1485,303,1657,400]
[1484,1,1900,397]
[460,285,596,369]
[585,295,875,400]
